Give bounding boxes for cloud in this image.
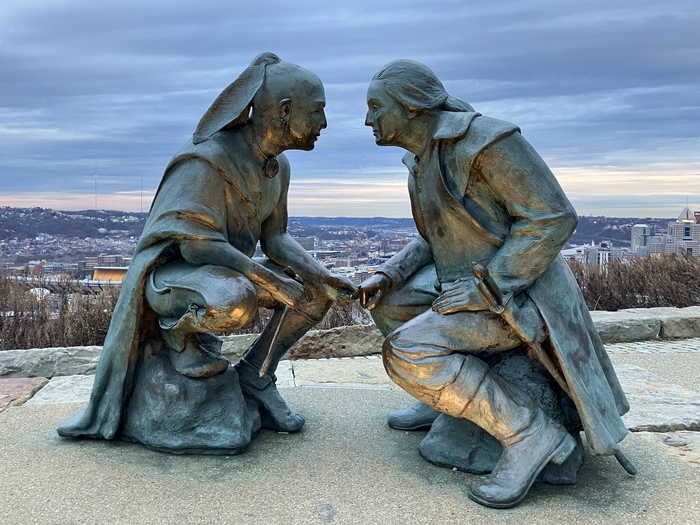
[0,0,698,217]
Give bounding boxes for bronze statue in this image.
[58,53,357,453]
[358,60,633,508]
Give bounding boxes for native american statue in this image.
[358,59,634,508]
[58,53,357,453]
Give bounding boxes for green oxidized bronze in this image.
[57,53,357,454]
[358,59,634,509]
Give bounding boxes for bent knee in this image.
[382,330,417,386]
[202,278,259,331]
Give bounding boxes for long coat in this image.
[57,131,274,439]
[383,111,629,456]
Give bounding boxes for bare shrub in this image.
[5,253,696,349]
[567,253,700,311]
[0,275,120,350]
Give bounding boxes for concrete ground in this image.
[1,339,700,524]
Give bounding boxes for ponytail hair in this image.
[193,52,281,144]
[372,59,474,113]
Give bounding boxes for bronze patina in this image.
[57,53,357,453]
[359,59,633,509]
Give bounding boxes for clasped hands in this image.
[275,268,489,314]
[358,274,487,314]
[272,271,358,309]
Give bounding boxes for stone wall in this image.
[1,306,699,379]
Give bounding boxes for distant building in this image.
[652,206,700,257]
[92,267,128,282]
[83,254,127,271]
[631,224,651,257]
[333,257,364,268]
[583,241,625,266]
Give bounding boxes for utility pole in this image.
[94,159,98,210]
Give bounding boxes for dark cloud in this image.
[0,0,698,215]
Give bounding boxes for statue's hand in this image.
[270,275,306,309]
[432,278,488,315]
[358,273,391,310]
[320,274,358,306]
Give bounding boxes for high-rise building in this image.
[653,206,700,257]
[631,224,651,256]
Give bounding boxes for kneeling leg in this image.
[145,260,258,378]
[384,310,576,508]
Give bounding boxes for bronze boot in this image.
[467,405,576,509]
[431,356,575,509]
[235,358,305,433]
[387,401,440,430]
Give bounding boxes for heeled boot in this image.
[432,355,576,509]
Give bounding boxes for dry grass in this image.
[0,275,371,350]
[567,253,700,311]
[0,277,120,350]
[2,253,698,349]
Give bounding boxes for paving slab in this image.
[609,351,700,393]
[605,338,700,355]
[629,306,700,339]
[589,310,661,344]
[0,377,48,412]
[636,431,700,468]
[292,355,395,389]
[615,364,700,432]
[274,360,294,388]
[23,375,95,406]
[2,390,700,524]
[0,346,101,378]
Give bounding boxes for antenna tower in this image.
[94,159,98,210]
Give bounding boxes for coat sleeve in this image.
[475,132,578,295]
[376,235,433,287]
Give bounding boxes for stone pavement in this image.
[1,338,700,524]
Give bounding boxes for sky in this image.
[0,0,698,218]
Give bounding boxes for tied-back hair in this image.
[372,59,474,113]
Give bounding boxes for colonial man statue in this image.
[58,53,357,453]
[358,60,632,508]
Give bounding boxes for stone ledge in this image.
[0,346,102,379]
[588,305,700,343]
[1,307,699,379]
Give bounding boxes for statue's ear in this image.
[278,98,292,121]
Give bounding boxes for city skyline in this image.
[0,0,698,217]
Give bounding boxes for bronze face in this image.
[365,80,410,147]
[287,81,327,151]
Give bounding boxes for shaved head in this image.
[251,60,327,154]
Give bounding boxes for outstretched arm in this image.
[260,159,357,305]
[359,236,433,310]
